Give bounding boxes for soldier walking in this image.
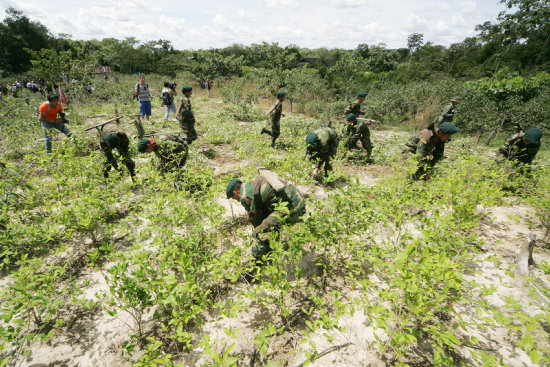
[261,91,286,147]
[403,122,459,180]
[344,91,367,117]
[342,113,373,162]
[176,85,197,144]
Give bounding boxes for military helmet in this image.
[451,96,461,103]
[181,85,192,93]
[137,138,150,153]
[357,91,367,98]
[277,91,287,99]
[524,128,542,144]
[305,132,320,147]
[346,113,357,122]
[226,178,242,199]
[439,122,459,135]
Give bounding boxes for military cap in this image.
[104,132,120,148]
[226,178,242,199]
[357,91,367,98]
[305,132,320,147]
[524,128,542,144]
[181,85,192,92]
[451,96,461,102]
[137,138,150,153]
[346,113,357,122]
[439,122,459,135]
[277,91,287,99]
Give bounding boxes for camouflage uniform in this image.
[344,99,365,117]
[240,176,306,258]
[154,135,189,173]
[100,131,136,179]
[343,119,372,158]
[307,127,339,176]
[497,132,540,166]
[438,103,456,124]
[403,129,445,180]
[263,99,283,146]
[177,95,197,144]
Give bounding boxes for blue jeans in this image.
[164,103,177,120]
[41,121,72,153]
[140,101,152,116]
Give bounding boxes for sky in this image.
[0,0,507,50]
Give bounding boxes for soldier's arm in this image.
[415,131,433,159]
[266,101,278,115]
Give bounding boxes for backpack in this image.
[162,91,173,106]
[135,83,148,93]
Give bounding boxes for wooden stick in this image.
[296,342,353,367]
[84,116,127,131]
[516,233,537,275]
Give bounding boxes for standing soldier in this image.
[225,170,306,261]
[495,127,542,168]
[176,85,197,144]
[344,91,367,117]
[100,131,136,180]
[137,135,189,173]
[403,122,459,180]
[261,91,286,147]
[342,113,373,162]
[305,126,339,179]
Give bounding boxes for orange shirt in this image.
[38,102,63,121]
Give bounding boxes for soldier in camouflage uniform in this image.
[495,127,542,168]
[176,85,197,144]
[342,113,373,162]
[100,131,136,180]
[137,135,189,173]
[402,122,459,180]
[344,91,367,117]
[428,96,460,129]
[226,175,306,260]
[261,91,286,147]
[305,126,339,178]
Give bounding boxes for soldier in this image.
[261,91,286,147]
[344,91,367,117]
[403,121,459,180]
[176,85,197,144]
[100,131,136,180]
[137,135,189,173]
[225,171,306,261]
[495,127,542,168]
[429,96,460,129]
[305,126,339,179]
[342,113,373,162]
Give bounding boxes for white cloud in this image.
[158,15,186,32]
[405,13,427,32]
[459,0,478,15]
[326,0,369,8]
[237,8,257,22]
[263,0,297,8]
[435,20,449,32]
[436,2,451,11]
[451,15,465,27]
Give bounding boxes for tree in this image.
[407,33,424,70]
[328,53,368,102]
[188,51,243,98]
[0,8,53,74]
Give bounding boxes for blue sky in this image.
[0,0,507,49]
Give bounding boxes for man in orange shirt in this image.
[39,94,73,153]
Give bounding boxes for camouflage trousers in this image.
[103,152,135,179]
[345,135,372,158]
[179,122,197,144]
[402,150,431,181]
[263,120,280,146]
[251,203,306,259]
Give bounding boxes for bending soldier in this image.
[226,173,306,261]
[137,135,189,173]
[100,131,136,180]
[495,127,542,168]
[403,122,459,180]
[261,91,286,147]
[176,85,197,144]
[429,96,460,129]
[342,113,373,162]
[305,127,339,179]
[344,91,367,117]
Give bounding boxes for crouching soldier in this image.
[226,169,306,261]
[402,121,459,180]
[342,113,373,162]
[495,127,542,170]
[305,127,339,179]
[101,131,136,180]
[137,135,189,173]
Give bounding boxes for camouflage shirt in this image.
[404,129,445,163]
[497,132,540,165]
[308,127,339,160]
[240,176,306,227]
[343,119,370,140]
[270,100,283,123]
[344,99,364,117]
[177,96,195,125]
[154,136,189,172]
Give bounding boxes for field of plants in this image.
[1,74,550,367]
